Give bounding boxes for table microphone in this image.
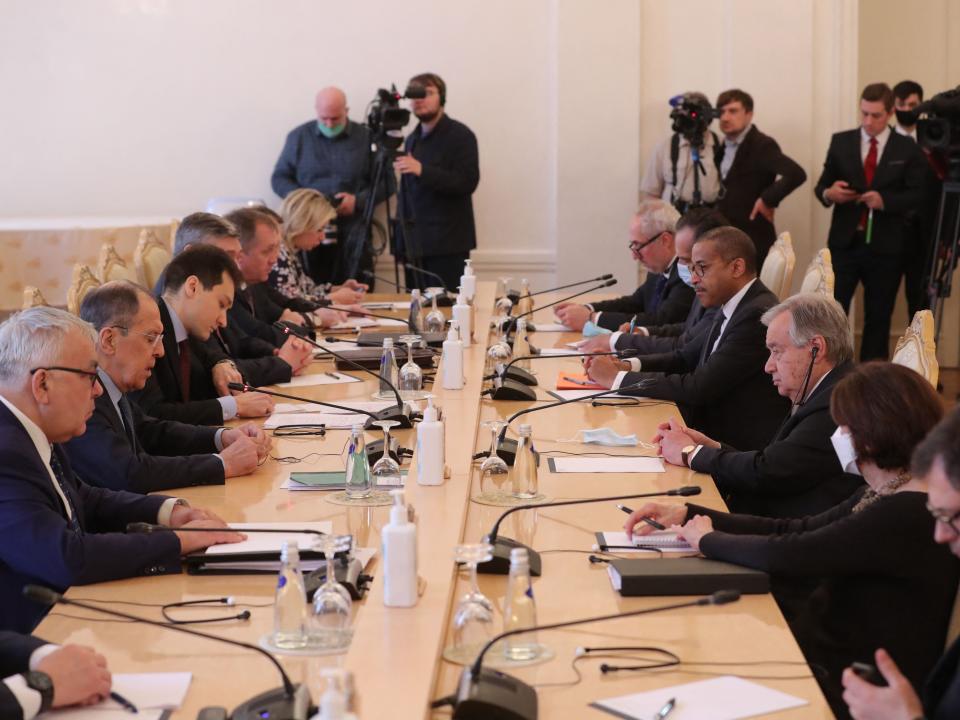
[488,349,640,398]
[362,270,453,306]
[497,273,613,304]
[22,584,313,720]
[403,263,449,291]
[491,379,653,465]
[477,486,701,576]
[361,270,409,291]
[446,589,740,720]
[501,279,617,335]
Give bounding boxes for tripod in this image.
[926,179,960,348]
[356,139,404,290]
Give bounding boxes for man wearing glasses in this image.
[0,307,243,632]
[64,281,270,494]
[554,200,694,332]
[842,407,960,720]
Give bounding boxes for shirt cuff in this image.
[218,396,238,421]
[688,444,704,467]
[608,331,623,351]
[29,645,59,670]
[612,371,629,390]
[821,188,833,206]
[626,358,642,372]
[214,428,226,452]
[585,304,595,312]
[157,498,187,526]
[5,676,41,720]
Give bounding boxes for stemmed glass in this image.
[449,542,496,663]
[309,533,353,650]
[370,420,402,489]
[479,420,510,496]
[398,334,423,400]
[424,290,447,333]
[485,317,513,376]
[495,276,513,302]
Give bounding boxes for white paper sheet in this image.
[590,676,807,720]
[208,546,377,573]
[39,672,192,718]
[313,341,363,354]
[329,317,378,329]
[595,531,693,553]
[265,412,368,429]
[537,347,580,356]
[547,389,636,401]
[550,457,665,473]
[530,322,571,332]
[204,521,333,556]
[274,400,395,415]
[273,373,362,389]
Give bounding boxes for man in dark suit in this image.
[586,226,790,451]
[654,293,863,517]
[842,407,960,720]
[2,632,111,719]
[132,245,274,425]
[554,200,694,331]
[394,72,480,291]
[64,282,268,493]
[0,307,241,632]
[814,82,927,361]
[714,89,807,267]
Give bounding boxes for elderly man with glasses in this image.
[64,281,270,494]
[0,307,243,633]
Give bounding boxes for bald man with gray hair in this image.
[555,199,694,331]
[656,293,864,517]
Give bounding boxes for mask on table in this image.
[582,321,612,337]
[830,426,862,476]
[317,122,346,138]
[677,262,695,288]
[579,427,638,447]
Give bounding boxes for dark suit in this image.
[0,402,180,632]
[690,360,863,517]
[716,125,807,266]
[814,127,926,360]
[924,634,960,720]
[202,326,293,388]
[64,387,224,493]
[228,285,287,347]
[613,297,716,355]
[1,632,46,720]
[618,280,790,450]
[590,260,695,331]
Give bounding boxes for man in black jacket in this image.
[714,89,807,267]
[395,72,480,291]
[586,226,789,451]
[554,200,694,331]
[64,282,268,493]
[814,82,927,361]
[654,293,863,517]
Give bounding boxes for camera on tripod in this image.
[366,84,426,151]
[669,93,720,147]
[899,85,960,180]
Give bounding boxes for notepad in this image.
[590,675,806,719]
[555,372,605,390]
[313,341,363,354]
[204,522,333,556]
[537,347,578,356]
[529,321,571,332]
[281,470,407,491]
[39,672,192,718]
[595,530,693,553]
[547,389,637,401]
[273,373,362,388]
[274,400,395,414]
[548,457,665,473]
[264,412,369,429]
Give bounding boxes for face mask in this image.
[580,428,638,447]
[830,427,862,476]
[582,321,613,337]
[317,122,345,139]
[895,109,916,128]
[677,262,694,287]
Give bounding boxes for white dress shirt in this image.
[640,132,721,205]
[3,645,60,720]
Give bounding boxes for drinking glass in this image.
[370,420,402,489]
[309,534,353,650]
[398,334,423,400]
[479,420,510,495]
[450,543,496,663]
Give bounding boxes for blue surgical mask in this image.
[677,262,694,287]
[830,427,862,476]
[317,122,345,139]
[582,321,613,337]
[580,428,638,447]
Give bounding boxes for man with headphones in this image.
[394,72,480,291]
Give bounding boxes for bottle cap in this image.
[518,423,532,436]
[510,547,529,564]
[280,540,300,564]
[389,488,408,525]
[383,337,394,348]
[422,396,438,422]
[351,423,364,433]
[464,259,474,275]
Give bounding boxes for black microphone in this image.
[404,263,449,292]
[525,274,615,299]
[477,486,702,576]
[273,321,414,429]
[450,589,740,720]
[502,279,617,335]
[361,270,409,291]
[23,584,312,720]
[488,349,641,399]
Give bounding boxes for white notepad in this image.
[530,321,572,332]
[264,412,369,429]
[273,373,361,388]
[204,521,333,556]
[547,389,637,401]
[274,400,395,414]
[39,672,192,718]
[549,457,665,473]
[590,675,807,720]
[595,530,693,553]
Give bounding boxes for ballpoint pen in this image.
[628,315,637,334]
[616,504,666,530]
[561,375,592,386]
[325,372,341,380]
[110,691,139,714]
[655,697,676,719]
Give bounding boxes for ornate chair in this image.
[22,286,48,309]
[799,248,835,296]
[134,228,172,290]
[98,243,137,283]
[891,310,939,387]
[66,264,102,315]
[759,231,796,300]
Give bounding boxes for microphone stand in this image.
[488,350,640,399]
[477,486,702,576]
[502,279,617,337]
[23,585,312,720]
[449,590,740,720]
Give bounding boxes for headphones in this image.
[161,597,252,625]
[574,645,681,673]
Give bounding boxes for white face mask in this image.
[830,426,862,476]
[580,427,638,447]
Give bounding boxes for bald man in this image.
[271,86,392,285]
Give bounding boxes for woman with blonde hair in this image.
[269,188,367,305]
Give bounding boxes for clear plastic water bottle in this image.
[512,318,531,369]
[510,424,539,499]
[408,289,424,333]
[345,424,373,499]
[503,547,539,661]
[273,540,308,649]
[379,337,398,397]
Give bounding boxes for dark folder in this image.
[608,557,770,596]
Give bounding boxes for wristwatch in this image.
[23,671,54,713]
[681,444,698,468]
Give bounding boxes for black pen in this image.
[616,503,666,531]
[655,696,676,719]
[110,691,139,714]
[325,372,341,380]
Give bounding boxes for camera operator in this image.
[641,91,721,212]
[394,72,479,291]
[271,86,391,287]
[714,89,807,268]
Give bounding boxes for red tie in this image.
[859,137,878,229]
[178,340,191,402]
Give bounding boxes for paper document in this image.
[547,389,637,401]
[274,373,361,388]
[204,521,333,556]
[313,341,363,354]
[537,347,579,356]
[549,457,664,473]
[530,322,571,332]
[281,470,407,491]
[207,546,377,574]
[265,412,369,429]
[590,675,807,720]
[40,672,191,718]
[595,531,693,553]
[274,400,395,414]
[329,317,378,329]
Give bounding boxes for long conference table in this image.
[35,282,833,719]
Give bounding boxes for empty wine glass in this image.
[496,276,513,301]
[450,543,496,663]
[370,420,402,489]
[479,420,510,496]
[398,334,424,399]
[485,317,513,376]
[309,533,353,650]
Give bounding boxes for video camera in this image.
[898,85,960,181]
[366,83,427,151]
[669,94,720,147]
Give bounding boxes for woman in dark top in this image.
[623,362,958,719]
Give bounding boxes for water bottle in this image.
[379,338,397,396]
[273,540,308,649]
[408,289,424,333]
[512,318,531,369]
[503,547,539,661]
[345,424,373,499]
[517,278,533,316]
[511,424,538,499]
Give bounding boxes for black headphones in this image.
[161,597,252,625]
[575,645,681,673]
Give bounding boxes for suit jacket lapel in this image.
[726,126,757,179]
[848,131,867,189]
[158,301,185,399]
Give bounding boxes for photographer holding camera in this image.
[641,91,721,212]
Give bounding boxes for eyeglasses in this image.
[628,232,663,253]
[926,502,960,535]
[111,326,164,348]
[30,366,100,388]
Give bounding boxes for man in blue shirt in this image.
[271,87,390,285]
